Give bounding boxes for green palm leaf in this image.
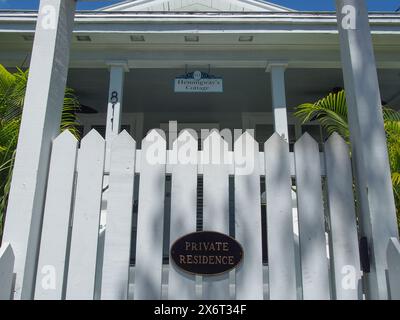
[0,64,80,240]
[295,90,350,142]
[295,89,400,229]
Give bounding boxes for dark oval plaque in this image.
[170,231,244,276]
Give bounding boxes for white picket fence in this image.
[1,128,400,300]
[0,243,14,300]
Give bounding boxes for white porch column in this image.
[336,0,399,299]
[2,0,76,299]
[267,62,289,142]
[104,61,128,171]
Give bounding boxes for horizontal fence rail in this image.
[15,128,395,300]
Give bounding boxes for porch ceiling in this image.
[67,68,400,114]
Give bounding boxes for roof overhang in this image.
[100,0,294,12]
[1,11,400,70]
[1,11,400,34]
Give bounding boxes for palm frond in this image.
[295,90,350,142]
[0,64,81,240]
[393,172,400,188]
[383,107,400,122]
[295,89,400,229]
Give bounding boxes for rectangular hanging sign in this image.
[174,71,223,93]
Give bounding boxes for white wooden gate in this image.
[1,128,400,300]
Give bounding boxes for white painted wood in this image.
[234,132,263,300]
[105,62,128,172]
[0,243,14,300]
[35,131,78,300]
[103,0,292,12]
[78,112,143,143]
[2,0,76,299]
[66,130,105,300]
[336,0,399,299]
[264,133,297,299]
[202,131,230,300]
[168,130,198,300]
[94,227,105,300]
[197,151,234,176]
[294,133,330,300]
[324,133,362,300]
[286,152,326,178]
[101,131,136,300]
[387,237,400,300]
[267,63,289,142]
[134,129,167,300]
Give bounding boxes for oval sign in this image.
[170,231,243,276]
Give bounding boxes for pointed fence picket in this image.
[234,132,263,300]
[294,133,330,300]
[387,237,400,300]
[134,130,167,300]
[324,133,362,300]
[202,131,231,300]
[66,130,105,300]
[264,133,297,300]
[35,131,78,300]
[0,243,14,300]
[167,131,198,300]
[101,131,136,299]
[7,127,398,300]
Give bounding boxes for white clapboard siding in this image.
[324,133,362,300]
[387,237,400,300]
[294,133,330,300]
[234,132,263,300]
[264,133,297,300]
[134,130,167,300]
[168,131,198,299]
[101,131,136,300]
[202,131,231,300]
[66,130,105,299]
[0,243,14,300]
[35,131,78,299]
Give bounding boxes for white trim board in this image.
[101,0,294,12]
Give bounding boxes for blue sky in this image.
[0,0,399,12]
